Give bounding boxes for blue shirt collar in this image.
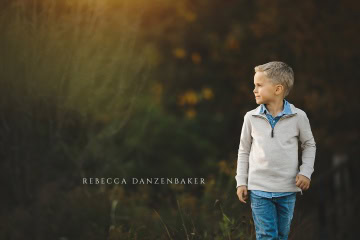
[260,99,292,116]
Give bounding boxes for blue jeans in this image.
[250,191,296,240]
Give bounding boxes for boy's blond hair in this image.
[254,61,294,97]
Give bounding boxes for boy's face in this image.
[253,72,281,104]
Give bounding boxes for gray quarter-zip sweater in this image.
[235,103,316,192]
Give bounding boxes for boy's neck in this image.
[264,99,284,117]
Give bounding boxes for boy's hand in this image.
[237,186,248,203]
[296,174,310,190]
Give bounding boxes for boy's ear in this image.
[275,84,284,95]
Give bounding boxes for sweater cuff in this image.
[235,176,248,188]
[298,169,313,180]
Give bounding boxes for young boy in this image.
[235,61,316,240]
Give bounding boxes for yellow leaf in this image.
[184,90,198,105]
[202,87,214,100]
[191,52,202,64]
[185,108,196,119]
[173,48,187,59]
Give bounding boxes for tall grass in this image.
[0,1,157,238]
[0,0,156,176]
[0,1,256,239]
[1,0,155,127]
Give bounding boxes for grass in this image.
[0,1,254,239]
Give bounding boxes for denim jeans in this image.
[250,191,296,240]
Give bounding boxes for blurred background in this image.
[0,0,359,239]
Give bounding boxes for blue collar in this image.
[260,99,292,116]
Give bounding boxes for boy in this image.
[235,61,316,240]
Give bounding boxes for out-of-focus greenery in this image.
[0,0,359,239]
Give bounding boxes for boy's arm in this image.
[235,113,252,188]
[298,112,316,180]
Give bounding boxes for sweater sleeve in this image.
[297,112,316,180]
[235,113,252,188]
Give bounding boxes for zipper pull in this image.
[271,128,274,138]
